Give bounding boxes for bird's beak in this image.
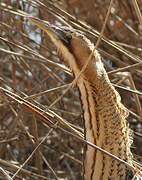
[27,16,68,44]
[27,16,59,38]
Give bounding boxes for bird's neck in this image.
[76,54,133,180]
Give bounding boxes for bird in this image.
[27,17,142,180]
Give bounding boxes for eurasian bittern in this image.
[27,17,142,180]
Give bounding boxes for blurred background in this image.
[0,0,142,179]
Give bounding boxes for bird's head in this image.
[27,17,103,81]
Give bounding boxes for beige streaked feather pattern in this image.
[27,17,142,180]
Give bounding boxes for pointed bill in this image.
[27,16,70,45]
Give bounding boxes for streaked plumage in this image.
[27,17,142,180]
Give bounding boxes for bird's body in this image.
[27,17,142,180]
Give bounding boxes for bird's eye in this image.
[66,34,72,41]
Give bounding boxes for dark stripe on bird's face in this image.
[52,27,72,47]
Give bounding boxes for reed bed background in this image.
[0,0,142,179]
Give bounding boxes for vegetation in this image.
[0,0,142,179]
